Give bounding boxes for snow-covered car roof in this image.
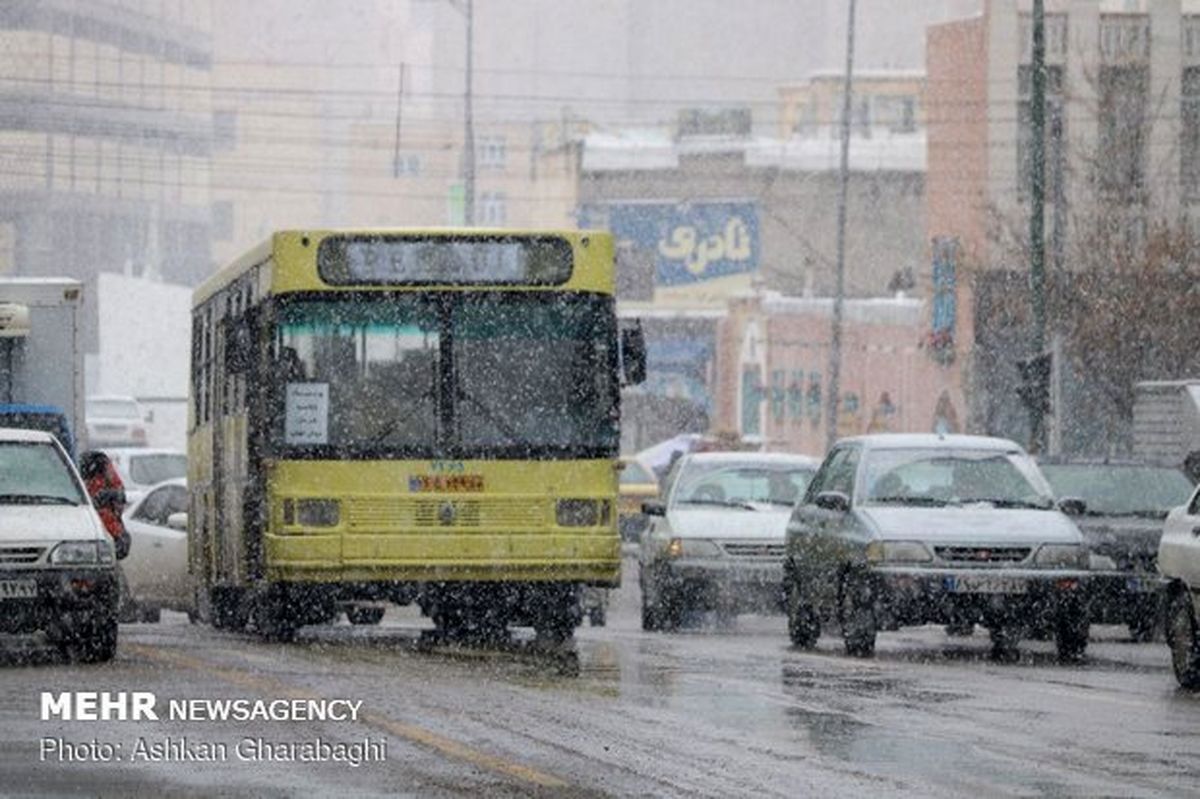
[682,451,821,467]
[837,433,1024,452]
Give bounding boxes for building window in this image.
[479,191,507,226]
[770,370,786,422]
[875,95,919,134]
[393,153,421,177]
[1097,65,1148,201]
[1017,65,1065,201]
[788,370,805,420]
[1183,67,1200,201]
[478,136,507,169]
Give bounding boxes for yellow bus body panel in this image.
[263,459,620,585]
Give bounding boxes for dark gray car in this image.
[1039,460,1195,641]
[784,434,1090,661]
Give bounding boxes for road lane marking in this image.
[126,643,569,789]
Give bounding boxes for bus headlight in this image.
[1035,544,1085,569]
[865,540,933,564]
[557,499,610,527]
[293,499,340,528]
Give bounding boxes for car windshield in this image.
[0,441,86,505]
[272,294,618,459]
[620,460,655,484]
[88,399,140,419]
[1040,464,1194,517]
[127,453,188,486]
[862,447,1054,509]
[673,461,815,508]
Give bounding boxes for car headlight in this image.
[665,537,723,558]
[1035,544,1086,569]
[284,499,341,528]
[49,541,107,565]
[557,499,611,527]
[865,540,933,564]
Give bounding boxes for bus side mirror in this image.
[621,324,647,386]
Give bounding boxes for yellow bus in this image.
[188,229,644,641]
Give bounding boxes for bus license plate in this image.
[1125,576,1155,593]
[0,579,37,599]
[943,575,1026,595]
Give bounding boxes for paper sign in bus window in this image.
[285,383,329,445]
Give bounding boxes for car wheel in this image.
[62,615,118,664]
[1166,589,1200,690]
[988,624,1022,662]
[838,569,877,658]
[1055,597,1089,662]
[786,579,820,649]
[346,606,385,626]
[1128,596,1160,643]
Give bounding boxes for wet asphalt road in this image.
[3,559,1200,797]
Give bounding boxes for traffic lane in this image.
[1,599,1197,798]
[127,618,906,797]
[0,625,568,798]
[585,565,1200,795]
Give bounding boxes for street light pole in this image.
[462,0,475,226]
[1028,0,1048,453]
[825,0,856,451]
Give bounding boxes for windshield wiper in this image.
[369,388,437,446]
[677,498,759,511]
[0,494,78,505]
[956,497,1053,510]
[869,495,948,507]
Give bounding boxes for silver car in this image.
[639,451,819,631]
[784,434,1090,661]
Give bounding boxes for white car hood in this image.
[859,506,1082,545]
[0,504,105,544]
[666,507,793,540]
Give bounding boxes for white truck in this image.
[1132,380,1200,470]
[0,278,86,457]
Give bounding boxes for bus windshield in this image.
[272,293,618,459]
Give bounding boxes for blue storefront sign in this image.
[580,202,760,287]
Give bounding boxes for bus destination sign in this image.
[318,236,573,286]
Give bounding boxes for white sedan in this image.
[104,447,186,504]
[120,478,190,622]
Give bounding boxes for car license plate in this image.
[943,575,1026,594]
[0,579,37,599]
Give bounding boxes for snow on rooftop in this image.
[761,291,924,325]
[581,130,925,173]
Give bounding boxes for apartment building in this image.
[0,0,213,318]
[927,0,1199,448]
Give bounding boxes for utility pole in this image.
[1027,0,1048,453]
[825,0,856,452]
[463,0,476,225]
[392,62,406,178]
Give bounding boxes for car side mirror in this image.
[144,409,155,423]
[1058,497,1086,516]
[167,512,188,531]
[814,491,850,513]
[642,500,666,517]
